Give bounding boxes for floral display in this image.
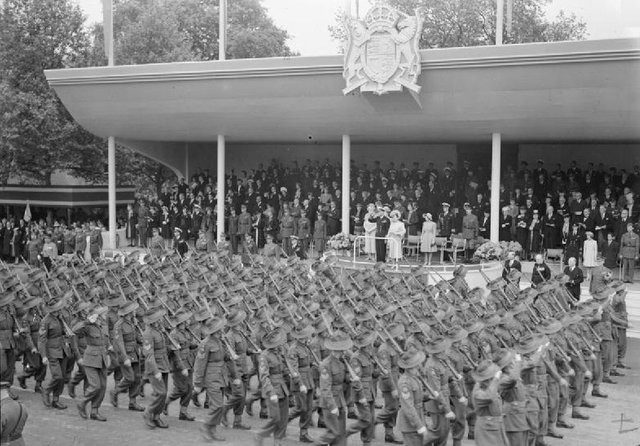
[327,233,353,251]
[473,240,523,261]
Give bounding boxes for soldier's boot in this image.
[556,417,575,429]
[571,408,589,420]
[51,397,67,410]
[232,415,251,430]
[77,401,88,419]
[244,396,254,416]
[67,382,76,399]
[580,399,596,408]
[535,436,551,446]
[17,376,27,389]
[204,394,210,409]
[42,390,52,408]
[179,406,195,421]
[591,385,608,398]
[610,368,625,377]
[299,432,314,443]
[128,398,145,412]
[34,381,42,393]
[90,407,107,422]
[163,397,176,416]
[143,411,156,429]
[153,415,169,428]
[201,424,225,441]
[384,429,402,444]
[110,389,118,407]
[220,405,230,427]
[347,404,358,419]
[453,440,462,446]
[192,393,202,408]
[547,423,564,438]
[602,373,617,384]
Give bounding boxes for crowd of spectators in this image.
[2,157,639,277]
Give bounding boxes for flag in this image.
[24,202,31,223]
[102,0,113,63]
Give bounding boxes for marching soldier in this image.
[222,309,253,430]
[346,330,377,445]
[374,324,403,444]
[396,350,428,446]
[110,300,145,411]
[163,311,195,421]
[141,307,171,429]
[254,328,290,446]
[316,330,352,446]
[423,336,456,446]
[17,295,46,393]
[287,324,316,443]
[0,292,20,395]
[67,301,91,399]
[38,297,73,410]
[494,349,529,446]
[75,305,110,422]
[194,317,238,441]
[471,359,510,446]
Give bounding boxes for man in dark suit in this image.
[478,207,490,240]
[593,204,612,245]
[502,251,522,282]
[614,209,631,242]
[563,257,584,301]
[373,206,390,263]
[600,232,619,270]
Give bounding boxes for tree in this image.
[0,0,105,185]
[329,0,587,50]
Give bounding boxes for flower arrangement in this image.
[327,233,353,251]
[473,241,523,261]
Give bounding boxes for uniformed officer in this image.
[75,305,110,422]
[38,297,73,409]
[316,330,352,446]
[254,327,290,446]
[346,330,377,446]
[287,324,316,443]
[0,381,28,446]
[396,350,428,446]
[141,308,171,429]
[194,316,238,441]
[163,311,194,421]
[110,300,145,411]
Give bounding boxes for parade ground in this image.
[16,337,640,446]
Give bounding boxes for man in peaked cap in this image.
[194,316,239,441]
[141,308,171,429]
[38,297,72,410]
[110,300,145,412]
[287,324,316,443]
[254,328,290,446]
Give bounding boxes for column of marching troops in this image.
[0,247,631,446]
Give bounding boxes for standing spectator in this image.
[478,207,490,241]
[386,210,405,264]
[619,222,639,283]
[88,223,102,259]
[403,202,419,236]
[40,235,58,271]
[279,208,296,255]
[600,232,619,270]
[614,209,631,242]
[437,202,455,239]
[174,228,188,258]
[296,209,311,252]
[461,203,478,260]
[326,201,341,237]
[582,231,598,281]
[313,212,327,255]
[527,210,543,259]
[363,204,377,261]
[499,206,512,242]
[150,228,164,258]
[564,223,582,264]
[126,204,137,247]
[530,254,551,288]
[563,257,584,301]
[593,203,612,245]
[137,201,148,248]
[374,206,390,263]
[228,208,239,254]
[420,213,437,266]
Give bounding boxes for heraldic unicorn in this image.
[342,1,424,95]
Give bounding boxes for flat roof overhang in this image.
[0,185,136,208]
[46,38,640,146]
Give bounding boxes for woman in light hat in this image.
[254,328,290,446]
[582,231,598,281]
[386,210,406,264]
[471,359,509,446]
[396,350,427,446]
[363,203,377,261]
[420,212,437,266]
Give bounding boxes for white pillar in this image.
[496,0,504,45]
[219,0,226,60]
[217,135,226,243]
[490,133,501,243]
[108,136,117,249]
[341,135,351,235]
[184,143,189,180]
[344,0,351,17]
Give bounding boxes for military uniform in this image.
[142,321,171,428]
[164,324,193,420]
[374,341,401,442]
[317,355,348,446]
[0,382,28,446]
[346,349,375,444]
[75,321,109,420]
[0,303,18,386]
[17,307,45,391]
[423,354,453,446]
[111,314,144,410]
[397,371,425,446]
[38,309,73,409]
[287,338,315,441]
[223,325,253,429]
[255,345,289,443]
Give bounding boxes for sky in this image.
[74,0,640,56]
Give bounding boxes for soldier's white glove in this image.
[359,398,368,405]
[124,359,132,367]
[232,378,241,386]
[300,385,307,393]
[42,357,49,365]
[568,368,575,377]
[181,369,188,377]
[445,411,456,420]
[330,408,339,415]
[458,396,468,405]
[194,387,203,394]
[155,372,162,380]
[270,394,279,402]
[417,426,427,435]
[391,389,398,398]
[585,370,592,379]
[559,378,568,387]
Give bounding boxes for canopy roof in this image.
[46,38,640,146]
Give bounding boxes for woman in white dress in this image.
[582,230,598,281]
[363,203,377,260]
[386,210,406,263]
[420,212,438,265]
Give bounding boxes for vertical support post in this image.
[342,135,351,235]
[344,0,351,17]
[219,0,226,61]
[490,133,501,243]
[108,136,117,249]
[185,143,189,181]
[496,0,504,45]
[217,135,226,243]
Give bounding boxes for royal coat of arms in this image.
[342,2,423,95]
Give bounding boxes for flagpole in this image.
[496,0,504,45]
[219,0,226,60]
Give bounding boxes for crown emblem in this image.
[364,3,398,30]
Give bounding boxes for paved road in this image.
[14,339,640,446]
